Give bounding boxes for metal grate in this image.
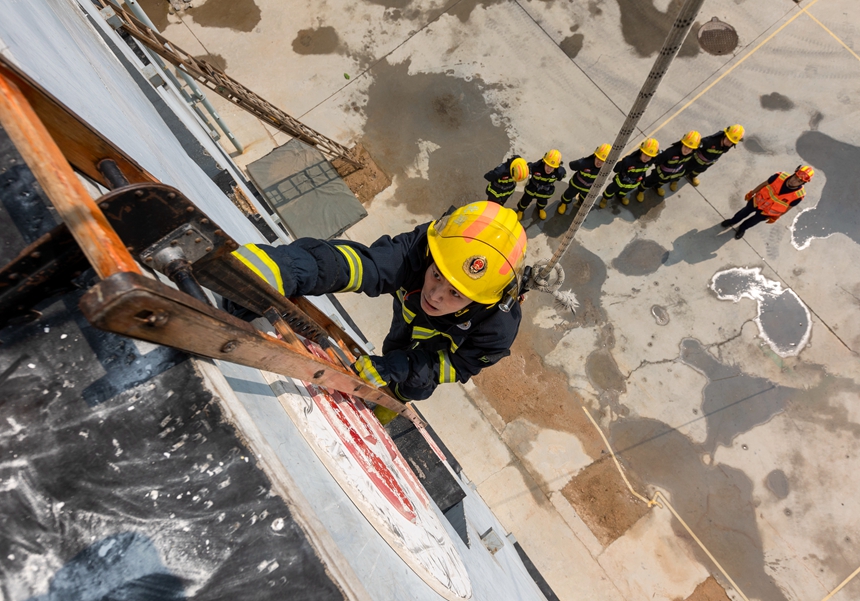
[698,17,739,56]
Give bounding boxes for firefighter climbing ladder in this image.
[97,0,361,170]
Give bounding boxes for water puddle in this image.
[710,267,811,357]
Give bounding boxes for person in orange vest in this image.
[720,165,814,239]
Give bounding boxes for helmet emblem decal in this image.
[464,255,488,279]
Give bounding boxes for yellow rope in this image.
[647,0,823,138]
[820,564,860,601]
[580,406,751,601]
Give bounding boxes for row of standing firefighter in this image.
[483,124,747,219]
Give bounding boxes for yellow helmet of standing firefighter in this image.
[427,201,528,305]
[639,138,660,157]
[543,149,562,169]
[724,124,745,144]
[510,157,529,182]
[594,143,611,162]
[681,130,701,149]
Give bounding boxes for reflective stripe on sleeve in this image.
[232,244,284,295]
[335,245,364,292]
[396,289,417,324]
[437,350,457,384]
[411,326,460,353]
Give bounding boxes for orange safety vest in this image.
[753,173,805,218]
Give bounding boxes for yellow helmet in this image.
[543,149,562,169]
[724,124,745,144]
[795,165,814,182]
[427,201,527,305]
[639,138,659,157]
[681,130,701,149]
[594,143,611,162]
[510,157,529,182]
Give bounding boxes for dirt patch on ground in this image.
[472,329,604,461]
[334,143,391,204]
[681,577,731,601]
[561,455,651,547]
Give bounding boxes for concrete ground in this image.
[147,0,860,599]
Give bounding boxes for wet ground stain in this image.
[471,327,606,461]
[683,576,732,601]
[615,0,700,58]
[585,324,628,415]
[611,238,668,276]
[361,59,511,215]
[765,469,789,499]
[664,224,733,266]
[760,92,795,111]
[792,130,860,249]
[679,339,795,455]
[292,26,341,55]
[561,456,650,546]
[447,0,507,23]
[610,416,790,601]
[186,0,261,33]
[809,110,824,130]
[710,268,811,357]
[743,135,770,155]
[194,52,227,72]
[560,33,584,59]
[553,241,608,329]
[136,0,170,32]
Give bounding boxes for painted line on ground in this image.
[801,3,860,65]
[647,0,823,138]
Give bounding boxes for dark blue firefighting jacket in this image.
[484,155,523,201]
[524,160,566,198]
[233,224,522,402]
[692,131,735,169]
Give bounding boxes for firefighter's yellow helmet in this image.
[543,149,562,169]
[594,144,611,162]
[724,124,745,144]
[681,130,701,149]
[510,157,529,182]
[427,201,527,305]
[639,138,660,157]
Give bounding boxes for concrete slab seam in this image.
[647,0,823,139]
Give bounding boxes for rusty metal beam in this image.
[80,272,423,424]
[0,70,140,278]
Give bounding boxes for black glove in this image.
[557,166,567,179]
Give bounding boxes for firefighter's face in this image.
[421,264,472,316]
[681,145,693,156]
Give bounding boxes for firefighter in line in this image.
[516,150,566,220]
[687,124,744,186]
[720,165,814,240]
[484,156,530,205]
[230,201,528,424]
[635,131,700,202]
[556,143,611,215]
[600,138,659,208]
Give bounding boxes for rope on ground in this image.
[580,405,751,601]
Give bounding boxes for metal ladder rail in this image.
[99,1,361,169]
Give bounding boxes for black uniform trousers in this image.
[723,202,769,234]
